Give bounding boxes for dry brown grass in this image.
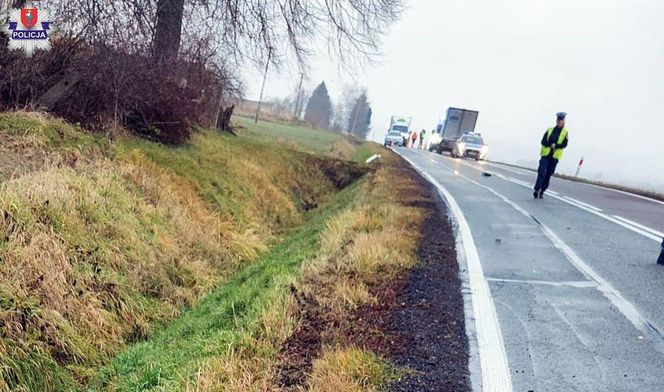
[0,112,353,390]
[188,289,297,392]
[0,158,264,385]
[307,347,397,392]
[301,168,423,313]
[181,166,422,392]
[0,111,415,391]
[329,139,356,161]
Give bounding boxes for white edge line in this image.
[398,152,514,392]
[563,196,602,212]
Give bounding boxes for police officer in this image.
[658,239,664,265]
[534,112,569,198]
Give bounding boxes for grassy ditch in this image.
[0,112,418,391]
[92,163,424,391]
[91,173,363,391]
[0,112,372,391]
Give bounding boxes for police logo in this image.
[1,1,57,57]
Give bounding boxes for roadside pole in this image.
[254,47,272,124]
[292,72,304,122]
[575,156,584,177]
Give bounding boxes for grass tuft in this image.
[308,347,400,392]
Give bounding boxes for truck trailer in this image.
[433,108,479,154]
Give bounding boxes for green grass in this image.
[352,142,403,166]
[91,179,363,391]
[234,115,344,156]
[234,115,402,167]
[115,130,333,236]
[0,111,109,152]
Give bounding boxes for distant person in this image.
[411,130,418,148]
[419,129,426,149]
[533,112,569,199]
[658,239,664,265]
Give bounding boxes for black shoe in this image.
[538,191,544,199]
[533,191,538,199]
[658,250,664,265]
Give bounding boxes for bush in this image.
[0,38,230,144]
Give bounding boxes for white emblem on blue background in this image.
[1,1,58,57]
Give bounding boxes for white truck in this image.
[386,116,412,146]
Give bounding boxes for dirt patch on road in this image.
[275,164,470,391]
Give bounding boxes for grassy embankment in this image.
[0,113,422,391]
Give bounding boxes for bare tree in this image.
[331,85,363,134]
[48,0,404,69]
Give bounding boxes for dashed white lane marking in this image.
[486,278,597,288]
[547,194,661,242]
[451,169,664,354]
[582,181,664,207]
[454,163,662,243]
[482,161,533,176]
[563,196,603,212]
[399,152,514,392]
[612,215,664,238]
[507,178,530,187]
[486,161,664,207]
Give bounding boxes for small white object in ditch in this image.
[454,170,459,175]
[365,154,381,163]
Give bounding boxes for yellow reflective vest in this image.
[540,127,568,160]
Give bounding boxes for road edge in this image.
[396,149,514,392]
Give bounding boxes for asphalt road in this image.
[397,148,664,392]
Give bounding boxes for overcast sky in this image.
[245,0,664,192]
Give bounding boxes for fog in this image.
[245,0,664,192]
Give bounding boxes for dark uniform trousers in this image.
[534,156,559,193]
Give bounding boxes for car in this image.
[451,132,489,160]
[384,130,405,147]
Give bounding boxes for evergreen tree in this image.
[347,91,372,139]
[304,82,333,129]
